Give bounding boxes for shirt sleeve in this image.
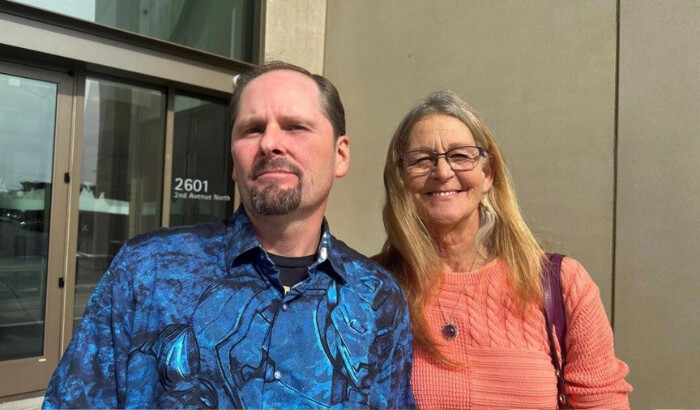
[43,246,135,409]
[368,284,416,409]
[560,257,632,409]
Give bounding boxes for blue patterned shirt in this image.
[43,208,415,409]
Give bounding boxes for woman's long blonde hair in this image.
[374,91,545,364]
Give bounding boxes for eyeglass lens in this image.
[402,146,483,174]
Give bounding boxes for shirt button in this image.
[274,371,281,380]
[320,247,328,260]
[281,303,288,311]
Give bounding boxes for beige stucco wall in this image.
[263,0,326,74]
[323,0,617,315]
[615,1,700,407]
[258,2,700,405]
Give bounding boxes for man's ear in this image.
[334,135,350,178]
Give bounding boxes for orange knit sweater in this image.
[412,257,632,409]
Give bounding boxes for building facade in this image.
[0,0,261,398]
[2,0,700,408]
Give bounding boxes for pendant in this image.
[441,322,458,340]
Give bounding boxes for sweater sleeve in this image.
[560,257,632,409]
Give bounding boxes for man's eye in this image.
[289,124,308,131]
[243,127,263,135]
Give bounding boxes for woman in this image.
[374,91,632,409]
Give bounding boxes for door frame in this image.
[0,60,75,397]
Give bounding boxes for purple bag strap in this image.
[542,253,571,409]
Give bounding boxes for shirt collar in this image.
[225,206,348,282]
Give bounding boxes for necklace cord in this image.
[436,250,479,340]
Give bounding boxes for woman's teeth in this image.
[431,191,458,197]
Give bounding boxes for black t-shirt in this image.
[268,252,315,293]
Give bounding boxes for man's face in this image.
[231,70,349,218]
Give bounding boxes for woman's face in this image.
[403,114,493,233]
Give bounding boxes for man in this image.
[43,61,415,409]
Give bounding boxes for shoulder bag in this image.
[542,253,571,409]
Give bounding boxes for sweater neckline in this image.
[441,258,505,286]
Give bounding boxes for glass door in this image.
[169,93,234,226]
[0,62,73,396]
[70,77,166,332]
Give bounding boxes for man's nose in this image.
[431,156,455,180]
[259,125,285,156]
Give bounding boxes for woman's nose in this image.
[431,156,455,180]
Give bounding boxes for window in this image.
[0,73,57,361]
[12,0,257,62]
[73,78,166,327]
[170,94,234,226]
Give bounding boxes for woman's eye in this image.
[449,153,472,162]
[412,156,434,166]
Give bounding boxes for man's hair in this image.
[229,61,346,139]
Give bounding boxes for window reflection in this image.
[13,0,257,62]
[74,78,165,329]
[0,73,56,361]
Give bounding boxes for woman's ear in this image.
[481,160,494,193]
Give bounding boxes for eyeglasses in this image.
[400,145,487,176]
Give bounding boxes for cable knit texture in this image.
[412,257,632,409]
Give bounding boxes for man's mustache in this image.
[251,157,303,179]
